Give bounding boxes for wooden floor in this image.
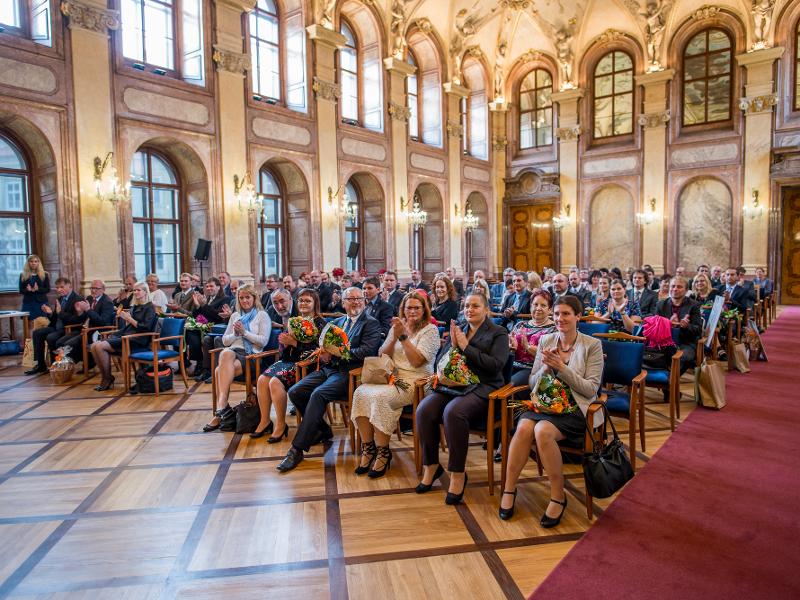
[0,363,698,599]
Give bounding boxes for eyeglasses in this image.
[89,287,103,290]
[405,305,423,311]
[344,296,364,302]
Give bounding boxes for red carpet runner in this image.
[532,307,800,599]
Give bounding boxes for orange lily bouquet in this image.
[319,322,352,361]
[288,316,319,344]
[510,374,577,415]
[434,347,479,388]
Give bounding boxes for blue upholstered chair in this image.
[123,317,189,396]
[578,321,612,336]
[595,332,647,470]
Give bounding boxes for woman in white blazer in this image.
[500,295,604,527]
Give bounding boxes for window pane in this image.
[595,54,613,75]
[708,50,731,76]
[340,46,357,73]
[708,29,730,51]
[181,0,204,84]
[537,70,552,88]
[614,71,633,93]
[520,111,533,149]
[261,197,280,225]
[144,0,174,70]
[613,94,633,135]
[152,188,176,219]
[536,109,553,146]
[707,75,730,121]
[0,137,25,170]
[407,73,418,96]
[520,71,536,92]
[0,175,27,212]
[363,57,383,131]
[341,71,358,120]
[0,1,21,27]
[257,42,280,99]
[594,97,613,138]
[0,217,29,291]
[408,93,419,138]
[685,32,707,56]
[133,222,151,275]
[684,55,706,81]
[520,91,534,111]
[264,227,279,272]
[469,96,487,159]
[150,155,176,184]
[121,0,145,61]
[536,87,552,108]
[614,52,632,71]
[31,0,52,47]
[131,186,148,218]
[595,74,613,97]
[153,223,178,282]
[422,76,441,146]
[259,170,279,196]
[130,151,148,182]
[345,182,358,207]
[286,18,307,112]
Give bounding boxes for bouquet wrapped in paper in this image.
[434,347,479,388]
[288,316,319,344]
[526,374,577,415]
[185,314,210,333]
[319,322,351,360]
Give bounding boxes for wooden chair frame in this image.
[63,324,117,379]
[209,346,281,411]
[123,331,189,395]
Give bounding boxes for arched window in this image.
[256,168,284,279]
[344,181,361,272]
[338,15,383,131]
[407,51,420,140]
[0,133,33,291]
[682,29,732,126]
[593,51,633,138]
[407,31,443,147]
[249,0,307,111]
[130,150,181,284]
[462,58,488,159]
[120,0,205,86]
[519,69,553,149]
[0,0,52,46]
[339,20,359,123]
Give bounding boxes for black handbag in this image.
[582,402,634,498]
[234,398,261,434]
[133,365,173,394]
[642,344,677,370]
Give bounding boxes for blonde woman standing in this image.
[19,255,50,319]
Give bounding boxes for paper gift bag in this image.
[22,338,36,369]
[732,342,750,373]
[31,316,50,331]
[360,354,396,385]
[697,360,726,410]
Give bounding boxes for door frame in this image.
[769,150,800,304]
[503,199,561,273]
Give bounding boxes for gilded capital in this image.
[212,46,250,75]
[446,120,463,139]
[555,125,581,141]
[637,110,670,128]
[312,76,341,102]
[388,102,411,123]
[492,136,508,152]
[739,94,778,114]
[60,1,120,34]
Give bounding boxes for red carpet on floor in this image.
[532,307,800,599]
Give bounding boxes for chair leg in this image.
[629,415,636,472]
[639,386,646,453]
[210,353,217,415]
[178,355,188,388]
[153,359,160,397]
[487,426,495,496]
[586,490,594,520]
[668,385,676,432]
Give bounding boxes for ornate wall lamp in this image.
[93,152,130,207]
[233,171,263,212]
[552,204,571,230]
[743,189,764,220]
[636,198,659,225]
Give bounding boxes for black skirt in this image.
[518,409,586,448]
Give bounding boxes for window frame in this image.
[795,20,800,112]
[343,181,363,272]
[406,49,422,142]
[592,50,635,141]
[256,166,286,281]
[338,17,362,127]
[130,148,183,285]
[0,0,56,50]
[248,0,283,104]
[518,68,554,150]
[681,28,734,128]
[0,130,35,293]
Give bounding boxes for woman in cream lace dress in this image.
[351,291,440,478]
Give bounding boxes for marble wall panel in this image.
[41,201,59,262]
[252,118,311,147]
[583,156,638,177]
[589,186,635,269]
[463,165,491,183]
[671,143,737,167]
[410,153,445,173]
[678,178,732,268]
[341,137,386,161]
[122,88,209,126]
[288,215,310,261]
[0,57,57,94]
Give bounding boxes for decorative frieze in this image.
[312,76,340,102]
[638,110,671,128]
[739,94,778,114]
[388,102,411,123]
[691,5,721,20]
[60,0,120,34]
[556,125,581,142]
[414,18,433,34]
[492,136,508,152]
[500,0,533,8]
[212,46,249,75]
[598,29,626,44]
[446,120,463,139]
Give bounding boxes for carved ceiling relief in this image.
[504,170,561,202]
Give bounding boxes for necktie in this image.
[635,290,641,303]
[60,296,68,310]
[90,297,96,310]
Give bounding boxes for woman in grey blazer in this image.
[499,296,604,527]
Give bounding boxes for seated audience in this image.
[363,276,393,337]
[405,269,430,293]
[492,268,514,303]
[735,266,756,309]
[431,275,459,327]
[308,270,334,312]
[167,273,196,315]
[26,277,85,376]
[690,273,720,307]
[657,274,672,301]
[266,288,297,327]
[753,267,773,298]
[507,290,556,386]
[203,286,271,431]
[19,254,50,320]
[710,265,723,289]
[277,287,382,472]
[597,279,642,332]
[351,292,439,478]
[467,269,486,296]
[219,271,232,298]
[445,267,464,299]
[260,274,281,309]
[58,279,116,363]
[567,271,591,307]
[381,270,404,315]
[719,268,753,314]
[470,279,491,305]
[498,272,531,329]
[145,273,168,314]
[187,278,232,382]
[415,293,508,505]
[589,276,610,310]
[527,271,544,294]
[113,274,137,309]
[627,269,658,316]
[655,276,702,372]
[89,282,157,391]
[253,289,326,442]
[500,296,603,526]
[350,270,364,289]
[282,275,298,298]
[191,273,203,292]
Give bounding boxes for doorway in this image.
[780,187,800,304]
[508,203,555,274]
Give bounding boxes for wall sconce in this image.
[462,201,479,232]
[327,184,345,214]
[234,172,263,212]
[552,203,571,230]
[93,152,130,207]
[743,189,764,220]
[636,197,658,225]
[407,194,428,228]
[400,195,410,216]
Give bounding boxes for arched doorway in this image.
[464,191,489,275]
[413,182,444,279]
[343,172,385,274]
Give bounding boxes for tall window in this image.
[130,150,181,283]
[257,168,284,279]
[407,51,420,140]
[462,58,488,159]
[344,182,361,272]
[249,0,307,111]
[0,0,52,46]
[519,69,553,149]
[683,28,732,126]
[339,21,359,123]
[593,51,633,138]
[0,134,32,291]
[338,17,383,131]
[120,0,205,86]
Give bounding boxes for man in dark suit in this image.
[266,288,297,328]
[278,287,382,472]
[26,277,85,375]
[260,274,281,310]
[445,267,465,299]
[498,272,531,329]
[362,276,393,337]
[567,271,592,307]
[655,276,703,372]
[218,271,232,300]
[381,270,404,315]
[168,273,196,315]
[405,269,430,294]
[56,279,116,364]
[627,269,658,316]
[309,270,334,312]
[718,268,754,314]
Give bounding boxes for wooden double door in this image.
[781,187,800,304]
[508,203,556,274]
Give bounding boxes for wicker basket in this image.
[49,365,75,385]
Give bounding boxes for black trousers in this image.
[32,326,65,367]
[416,391,488,473]
[201,335,224,370]
[287,368,347,452]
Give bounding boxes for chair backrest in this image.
[599,338,644,387]
[158,317,185,348]
[578,321,612,336]
[210,323,226,335]
[266,327,281,351]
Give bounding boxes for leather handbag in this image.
[582,402,634,498]
[234,398,260,434]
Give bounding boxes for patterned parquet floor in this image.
[0,363,697,599]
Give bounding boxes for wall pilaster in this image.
[444,82,468,277]
[552,88,584,270]
[489,100,508,277]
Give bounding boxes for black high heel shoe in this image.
[267,423,289,444]
[445,472,468,505]
[354,441,377,475]
[94,376,115,392]
[249,422,274,439]
[415,464,445,493]
[540,496,568,528]
[203,406,231,432]
[498,489,518,521]
[367,446,392,479]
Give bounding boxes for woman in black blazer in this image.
[430,275,459,327]
[415,292,508,505]
[19,255,50,319]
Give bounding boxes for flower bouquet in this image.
[434,347,479,388]
[185,314,210,333]
[319,322,351,361]
[508,374,577,416]
[288,316,319,344]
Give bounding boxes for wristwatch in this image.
[398,334,408,342]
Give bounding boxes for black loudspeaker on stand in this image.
[194,239,212,284]
[346,242,360,259]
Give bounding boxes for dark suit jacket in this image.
[364,296,393,337]
[386,289,404,315]
[655,297,702,348]
[628,287,658,316]
[568,288,592,309]
[717,283,754,313]
[314,283,334,312]
[499,290,531,328]
[193,295,230,324]
[84,294,116,327]
[431,299,459,327]
[453,279,464,298]
[19,273,50,305]
[328,312,382,372]
[266,303,298,327]
[450,318,509,399]
[406,281,430,294]
[171,289,196,314]
[48,291,86,332]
